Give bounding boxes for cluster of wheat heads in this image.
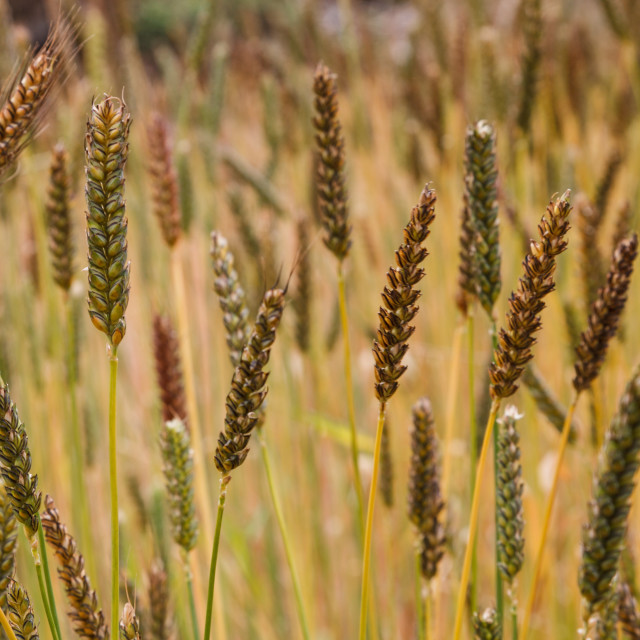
[0,3,639,640]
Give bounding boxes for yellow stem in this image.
[520,393,580,639]
[0,606,18,640]
[170,249,227,640]
[452,399,500,640]
[358,402,386,640]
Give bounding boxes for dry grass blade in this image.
[0,20,73,178]
[41,495,108,640]
[573,233,638,392]
[489,191,572,399]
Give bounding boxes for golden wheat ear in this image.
[0,18,76,179]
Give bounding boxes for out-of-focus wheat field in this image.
[1,0,640,639]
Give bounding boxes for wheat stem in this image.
[109,350,119,640]
[521,392,579,639]
[66,296,96,583]
[31,535,59,640]
[337,264,365,534]
[258,432,311,640]
[358,401,386,640]
[415,552,425,640]
[182,551,199,640]
[0,604,17,640]
[203,474,229,640]
[467,311,478,614]
[425,583,432,640]
[453,399,500,640]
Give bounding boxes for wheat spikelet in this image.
[463,120,500,317]
[618,581,640,639]
[0,20,72,178]
[573,233,638,392]
[85,95,131,348]
[408,398,445,581]
[0,382,41,537]
[496,406,524,583]
[148,112,181,248]
[119,604,140,640]
[293,219,311,353]
[456,201,476,315]
[148,561,170,640]
[312,63,351,261]
[0,486,17,622]
[46,143,74,291]
[7,581,38,640]
[373,186,436,402]
[579,367,640,616]
[152,314,188,424]
[593,583,619,640]
[210,231,251,368]
[517,0,542,133]
[41,495,108,640]
[159,418,198,552]
[489,191,572,399]
[214,288,286,473]
[472,607,501,639]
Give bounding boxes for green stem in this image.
[512,601,518,640]
[38,525,62,640]
[66,296,97,583]
[0,604,18,640]
[490,322,504,628]
[467,311,478,615]
[258,432,311,640]
[30,531,59,640]
[204,474,230,640]
[337,263,366,536]
[425,582,432,640]
[183,551,200,640]
[109,348,119,640]
[358,402,386,640]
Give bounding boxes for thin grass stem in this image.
[31,535,59,640]
[66,296,96,583]
[453,399,500,640]
[109,349,119,640]
[520,392,579,639]
[467,311,478,615]
[425,582,432,640]
[183,551,199,640]
[415,552,425,640]
[491,322,504,628]
[203,474,230,640]
[0,604,18,640]
[358,401,386,640]
[258,432,311,640]
[337,263,366,534]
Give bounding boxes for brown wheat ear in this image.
[148,112,182,247]
[46,143,74,291]
[41,495,108,640]
[152,314,188,424]
[0,19,74,178]
[489,191,572,399]
[214,288,286,473]
[312,62,351,261]
[373,186,436,402]
[573,232,638,392]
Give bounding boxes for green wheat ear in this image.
[85,95,131,348]
[473,607,501,639]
